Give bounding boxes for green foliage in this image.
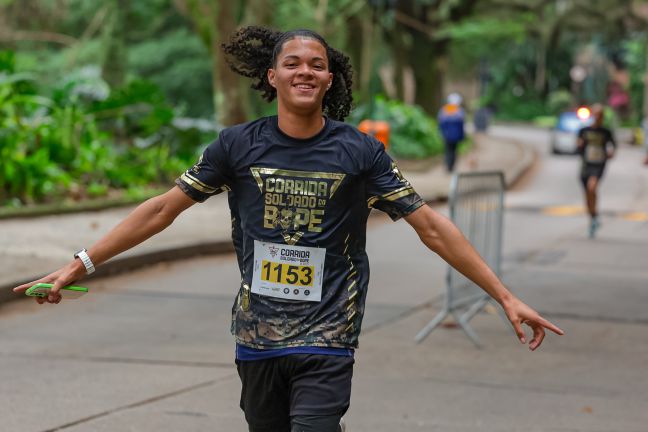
[7,1,214,118]
[447,16,530,78]
[273,0,362,47]
[0,50,215,207]
[350,96,444,159]
[601,105,619,130]
[490,92,547,122]
[622,38,646,123]
[0,68,75,204]
[545,33,580,94]
[439,15,529,44]
[478,38,566,121]
[0,50,16,72]
[129,28,213,117]
[532,115,558,128]
[546,90,573,115]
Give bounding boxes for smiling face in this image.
[267,37,333,117]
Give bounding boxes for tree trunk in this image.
[101,0,128,89]
[391,29,408,101]
[345,15,363,92]
[315,0,329,29]
[411,35,447,116]
[181,0,248,126]
[244,0,271,26]
[360,15,375,94]
[643,37,648,120]
[212,1,247,126]
[535,38,548,95]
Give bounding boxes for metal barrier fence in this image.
[415,171,507,347]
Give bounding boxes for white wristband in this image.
[74,249,96,275]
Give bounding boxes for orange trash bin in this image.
[358,120,390,149]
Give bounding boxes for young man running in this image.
[14,27,563,432]
[577,104,616,238]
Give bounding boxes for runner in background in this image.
[577,104,616,238]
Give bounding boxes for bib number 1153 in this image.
[252,240,325,302]
[261,261,313,286]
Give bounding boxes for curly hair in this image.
[222,26,354,121]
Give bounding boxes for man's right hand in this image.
[13,259,86,304]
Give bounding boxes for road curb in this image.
[503,138,537,187]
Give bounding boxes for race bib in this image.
[252,240,326,302]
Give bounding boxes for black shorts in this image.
[236,354,354,431]
[580,163,606,188]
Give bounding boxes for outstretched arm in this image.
[13,186,196,303]
[404,205,564,350]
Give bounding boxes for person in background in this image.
[438,93,466,173]
[473,103,492,134]
[577,103,616,238]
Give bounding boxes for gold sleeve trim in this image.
[367,196,379,207]
[367,186,416,208]
[382,185,416,201]
[180,172,229,194]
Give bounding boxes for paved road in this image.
[2,126,648,431]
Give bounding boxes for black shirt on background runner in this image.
[578,126,616,166]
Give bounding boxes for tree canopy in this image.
[3,0,648,207]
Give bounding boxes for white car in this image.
[550,108,594,154]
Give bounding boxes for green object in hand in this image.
[25,283,89,299]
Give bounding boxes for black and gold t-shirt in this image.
[578,126,615,165]
[176,116,423,349]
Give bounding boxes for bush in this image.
[546,90,573,115]
[349,96,444,159]
[487,88,547,121]
[0,51,215,207]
